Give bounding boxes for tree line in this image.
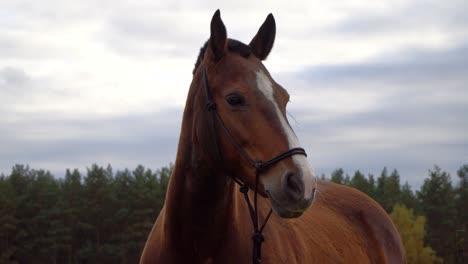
[0,164,170,264]
[0,163,466,264]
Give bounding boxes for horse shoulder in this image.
[314,181,405,263]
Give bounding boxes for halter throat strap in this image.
[202,67,307,264]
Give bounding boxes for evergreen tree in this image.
[0,175,17,263]
[330,168,344,184]
[343,174,351,185]
[80,164,116,263]
[386,169,402,209]
[455,164,468,263]
[349,170,373,197]
[112,168,134,264]
[367,174,377,200]
[418,166,457,263]
[31,170,61,264]
[127,165,161,259]
[399,182,420,214]
[376,168,401,213]
[60,168,84,264]
[375,167,389,208]
[7,166,62,263]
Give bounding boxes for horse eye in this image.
[225,93,245,106]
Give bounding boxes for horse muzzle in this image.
[265,169,317,219]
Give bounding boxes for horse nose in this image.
[282,170,305,202]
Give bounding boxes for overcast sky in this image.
[1,0,467,187]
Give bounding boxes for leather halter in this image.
[201,67,307,264]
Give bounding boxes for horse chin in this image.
[273,207,304,219]
[267,191,305,219]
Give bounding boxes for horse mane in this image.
[192,39,252,75]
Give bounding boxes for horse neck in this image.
[162,74,238,256]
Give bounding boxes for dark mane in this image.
[192,39,251,75]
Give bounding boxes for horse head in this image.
[193,10,317,218]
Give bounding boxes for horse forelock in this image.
[192,39,251,75]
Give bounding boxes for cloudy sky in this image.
[1,0,467,187]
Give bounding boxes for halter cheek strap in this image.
[202,67,307,264]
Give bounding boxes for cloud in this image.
[101,11,206,58]
[0,67,29,89]
[286,42,468,118]
[1,0,467,188]
[282,42,468,186]
[331,0,468,36]
[0,109,182,176]
[298,44,468,83]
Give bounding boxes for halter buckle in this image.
[240,185,249,194]
[254,160,263,170]
[252,232,265,243]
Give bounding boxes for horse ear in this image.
[249,14,276,60]
[209,9,227,61]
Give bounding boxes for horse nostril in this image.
[283,171,304,201]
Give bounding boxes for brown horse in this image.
[141,10,405,264]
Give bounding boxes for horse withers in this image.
[140,10,405,264]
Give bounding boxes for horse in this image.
[140,10,405,264]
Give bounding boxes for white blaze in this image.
[256,70,317,199]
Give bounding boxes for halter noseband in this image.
[202,67,307,264]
